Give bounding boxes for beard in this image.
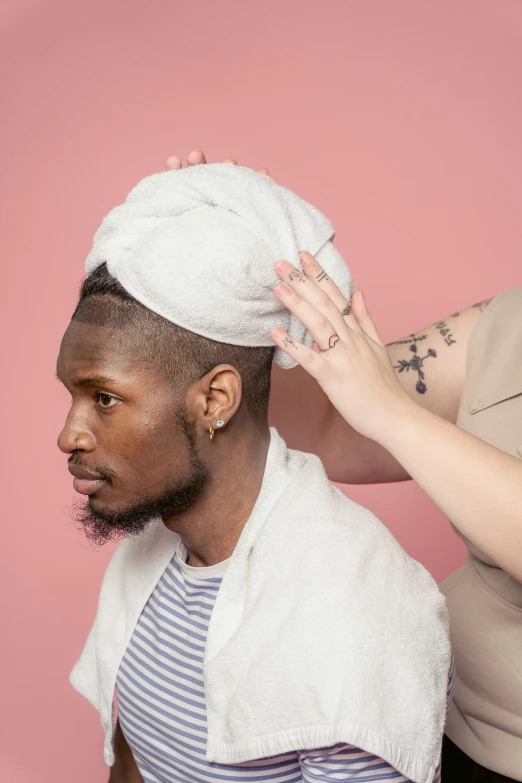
[72,412,209,546]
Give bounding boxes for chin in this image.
[88,489,149,519]
[87,491,120,513]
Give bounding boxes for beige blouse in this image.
[440,288,522,779]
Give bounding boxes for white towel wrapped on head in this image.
[85,163,353,369]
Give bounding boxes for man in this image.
[60,163,451,783]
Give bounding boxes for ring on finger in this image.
[320,333,340,351]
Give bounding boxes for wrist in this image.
[373,394,427,454]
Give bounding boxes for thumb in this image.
[352,290,384,346]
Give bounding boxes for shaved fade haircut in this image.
[72,263,274,425]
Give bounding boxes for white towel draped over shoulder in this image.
[85,163,353,369]
[70,431,451,783]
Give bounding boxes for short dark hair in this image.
[72,263,274,425]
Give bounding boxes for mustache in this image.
[67,455,115,484]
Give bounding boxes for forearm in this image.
[381,401,522,581]
[270,301,484,485]
[307,404,410,484]
[108,721,144,783]
[269,365,409,483]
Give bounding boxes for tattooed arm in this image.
[387,303,488,420]
[269,301,489,484]
[272,266,522,580]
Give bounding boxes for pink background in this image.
[1,1,521,781]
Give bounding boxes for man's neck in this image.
[162,425,271,567]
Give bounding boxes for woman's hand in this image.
[273,252,522,579]
[272,251,414,444]
[165,149,269,176]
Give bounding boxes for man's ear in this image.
[187,364,242,436]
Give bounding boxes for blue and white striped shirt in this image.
[117,542,447,782]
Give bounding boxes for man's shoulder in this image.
[263,446,442,607]
[281,447,402,545]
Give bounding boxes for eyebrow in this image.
[55,373,118,387]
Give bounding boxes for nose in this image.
[57,406,96,454]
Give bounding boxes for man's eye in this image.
[97,393,120,409]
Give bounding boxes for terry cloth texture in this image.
[71,430,450,783]
[85,163,354,369]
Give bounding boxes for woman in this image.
[166,152,522,782]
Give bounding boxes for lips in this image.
[68,464,107,496]
[72,477,106,495]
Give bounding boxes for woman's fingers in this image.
[165,150,208,171]
[351,291,384,346]
[274,259,352,339]
[271,328,323,377]
[187,150,207,166]
[298,251,359,331]
[274,284,343,351]
[165,155,183,171]
[164,151,269,176]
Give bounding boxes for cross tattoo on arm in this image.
[389,334,437,394]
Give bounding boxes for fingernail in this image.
[275,260,292,275]
[299,251,312,265]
